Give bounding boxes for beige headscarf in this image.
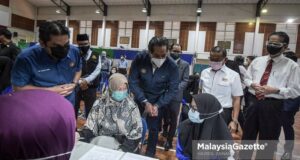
[109,73,128,92]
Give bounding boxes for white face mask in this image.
[151,57,166,68]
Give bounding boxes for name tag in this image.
[37,69,51,73]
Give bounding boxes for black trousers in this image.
[222,108,233,125]
[162,100,181,143]
[281,110,297,153]
[137,102,162,157]
[75,87,97,119]
[240,94,283,159]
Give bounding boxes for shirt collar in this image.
[268,53,284,63]
[85,49,92,60]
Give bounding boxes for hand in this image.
[80,79,89,90]
[261,85,279,95]
[251,83,262,92]
[151,105,158,117]
[49,84,75,97]
[145,102,153,115]
[228,121,238,133]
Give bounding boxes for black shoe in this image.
[164,141,173,151]
[281,152,292,160]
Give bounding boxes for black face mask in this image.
[79,45,90,57]
[267,44,283,55]
[50,44,70,60]
[170,52,180,60]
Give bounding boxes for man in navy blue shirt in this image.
[11,21,82,106]
[129,36,179,157]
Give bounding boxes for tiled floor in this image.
[77,103,300,160]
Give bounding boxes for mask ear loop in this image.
[199,108,223,115]
[199,108,223,120]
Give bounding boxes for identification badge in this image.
[92,55,97,60]
[222,77,228,82]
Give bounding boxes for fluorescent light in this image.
[95,9,100,14]
[56,9,61,14]
[196,8,202,13]
[286,18,295,23]
[248,22,253,25]
[142,8,147,13]
[261,8,268,13]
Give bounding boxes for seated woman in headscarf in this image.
[0,90,76,160]
[78,73,142,153]
[176,93,233,160]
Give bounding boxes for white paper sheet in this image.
[120,152,158,160]
[79,146,124,160]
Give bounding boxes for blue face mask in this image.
[188,109,204,123]
[112,90,128,102]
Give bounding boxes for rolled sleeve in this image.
[11,56,32,87]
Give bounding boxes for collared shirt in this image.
[244,54,300,99]
[200,65,243,108]
[11,45,82,105]
[82,49,101,83]
[118,59,128,69]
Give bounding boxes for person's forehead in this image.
[269,35,281,42]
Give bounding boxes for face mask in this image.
[112,90,128,102]
[267,44,283,56]
[79,45,90,57]
[188,109,203,123]
[50,44,70,60]
[151,57,166,68]
[188,108,223,123]
[209,61,224,71]
[170,52,180,60]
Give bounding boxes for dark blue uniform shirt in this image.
[11,45,81,105]
[128,51,179,108]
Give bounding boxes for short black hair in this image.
[283,51,297,62]
[247,56,256,61]
[39,21,70,43]
[148,36,168,53]
[0,29,12,40]
[268,31,289,45]
[234,55,245,66]
[210,46,227,57]
[170,43,182,51]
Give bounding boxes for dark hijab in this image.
[178,93,232,159]
[0,90,76,160]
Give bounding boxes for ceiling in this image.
[26,0,300,7]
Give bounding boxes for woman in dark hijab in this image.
[0,90,76,160]
[176,93,233,160]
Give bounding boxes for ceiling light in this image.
[142,8,147,13]
[261,8,268,13]
[248,22,253,25]
[95,9,100,14]
[56,9,61,14]
[286,18,295,23]
[196,8,202,13]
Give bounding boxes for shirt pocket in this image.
[216,81,231,95]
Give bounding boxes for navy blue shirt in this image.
[128,51,179,108]
[11,45,82,105]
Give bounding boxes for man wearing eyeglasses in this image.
[11,21,82,106]
[75,34,101,118]
[240,32,300,160]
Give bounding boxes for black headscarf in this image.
[178,93,232,158]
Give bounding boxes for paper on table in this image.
[120,152,158,160]
[79,146,125,160]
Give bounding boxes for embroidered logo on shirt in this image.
[141,68,147,74]
[92,55,97,60]
[37,69,51,73]
[69,62,75,68]
[222,77,228,82]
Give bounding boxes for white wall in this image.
[10,0,36,19]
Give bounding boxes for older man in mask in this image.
[75,34,101,118]
[241,32,300,159]
[129,36,179,157]
[11,21,81,106]
[99,51,111,93]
